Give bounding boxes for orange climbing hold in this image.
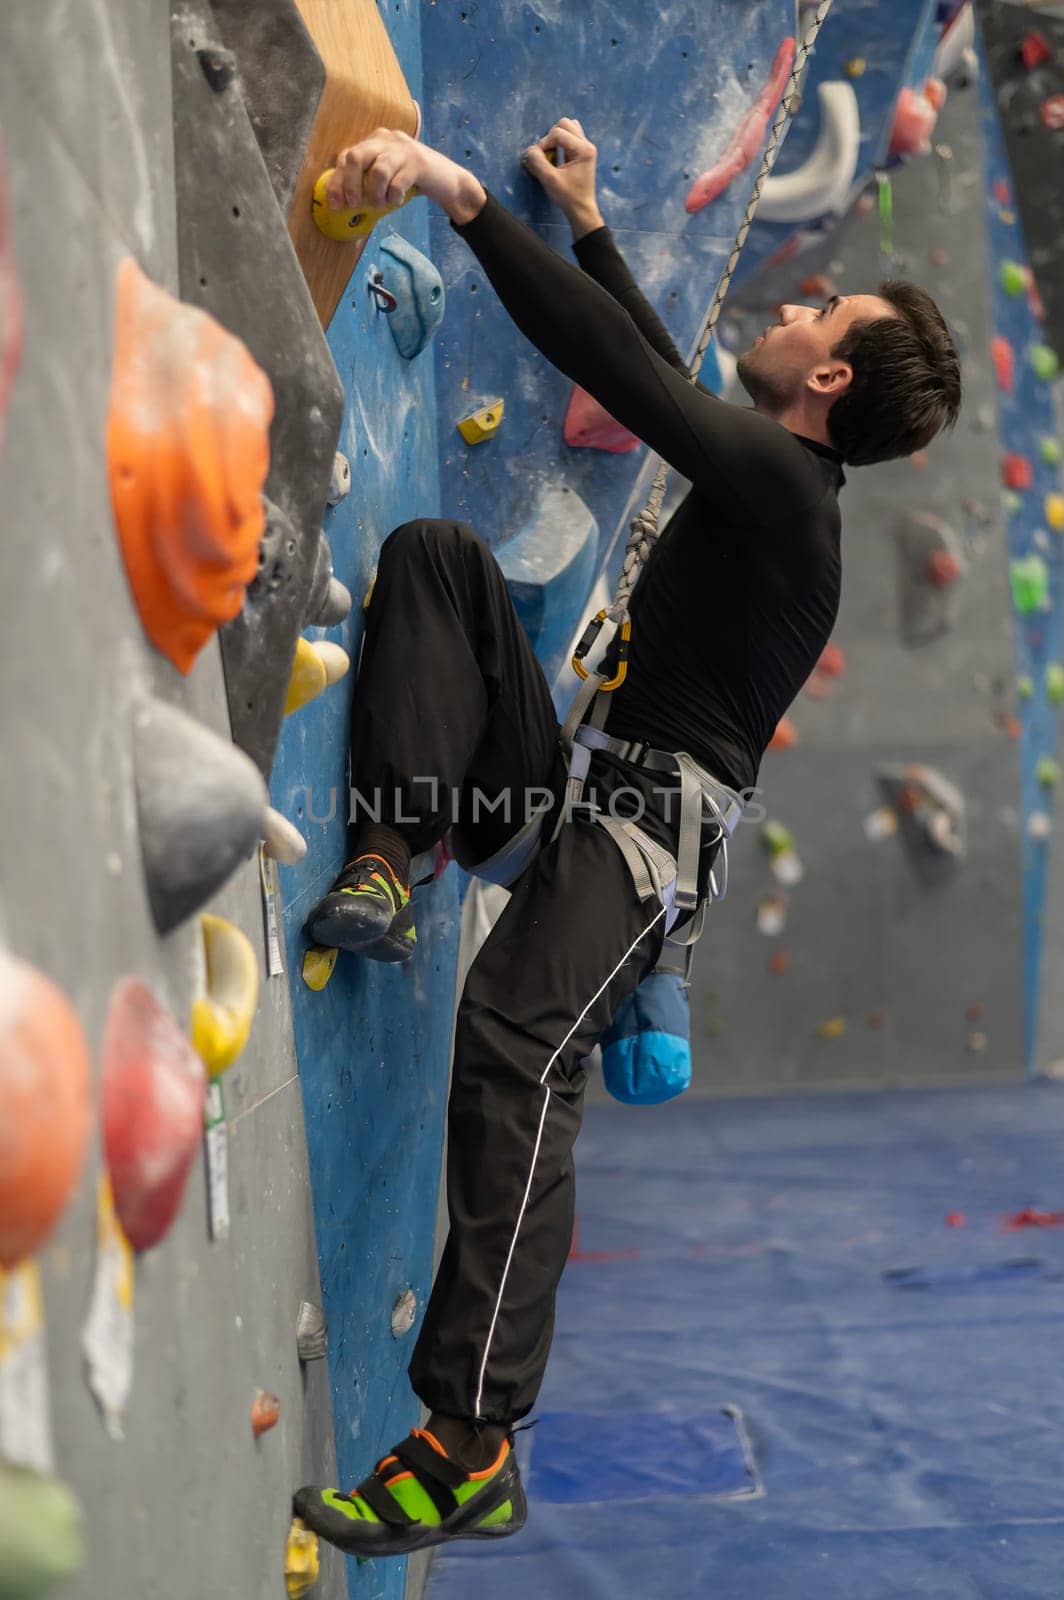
[0,952,92,1269]
[817,643,846,678]
[252,1389,281,1436]
[768,716,798,751]
[102,978,206,1252]
[107,257,274,674]
[926,549,963,588]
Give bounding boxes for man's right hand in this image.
[522,118,605,240]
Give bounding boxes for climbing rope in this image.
[573,0,835,689]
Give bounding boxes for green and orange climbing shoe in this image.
[292,1428,526,1558]
[305,854,412,956]
[361,900,417,965]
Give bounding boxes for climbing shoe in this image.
[292,1427,526,1557]
[305,855,410,954]
[361,900,417,965]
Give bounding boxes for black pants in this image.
[350,518,689,1424]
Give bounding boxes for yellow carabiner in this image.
[571,612,630,690]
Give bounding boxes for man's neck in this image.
[754,400,833,451]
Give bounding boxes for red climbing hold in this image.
[993,180,1011,207]
[1019,32,1053,70]
[1040,95,1064,132]
[945,1212,966,1228]
[564,384,640,453]
[990,335,1014,393]
[1006,1207,1064,1230]
[800,273,836,300]
[817,643,846,678]
[102,978,207,1252]
[889,86,939,157]
[1002,453,1033,491]
[926,549,963,588]
[768,950,790,976]
[685,36,797,212]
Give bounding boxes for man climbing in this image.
[294,120,961,1556]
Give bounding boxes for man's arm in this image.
[523,120,687,374]
[327,131,815,519]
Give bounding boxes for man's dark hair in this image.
[827,280,962,466]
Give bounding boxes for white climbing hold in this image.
[391,1289,417,1339]
[263,807,307,865]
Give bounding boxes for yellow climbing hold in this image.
[844,57,866,77]
[363,574,377,611]
[1045,492,1064,533]
[817,1017,847,1040]
[311,168,418,242]
[302,946,338,992]
[285,1517,320,1598]
[191,914,260,1076]
[285,639,351,715]
[458,399,505,444]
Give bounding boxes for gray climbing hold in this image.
[134,696,268,934]
[497,485,598,666]
[378,233,445,359]
[894,509,967,646]
[391,1288,417,1339]
[326,451,351,506]
[263,807,307,865]
[317,577,352,627]
[296,1299,328,1361]
[875,764,966,887]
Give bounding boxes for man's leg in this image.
[410,813,667,1432]
[307,516,562,950]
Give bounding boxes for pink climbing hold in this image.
[926,550,962,588]
[0,142,24,454]
[990,335,1014,394]
[564,384,640,453]
[1002,453,1033,491]
[889,86,939,157]
[1040,95,1064,132]
[817,642,847,678]
[684,37,797,213]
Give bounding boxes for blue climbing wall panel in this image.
[421,0,794,681]
[732,0,940,288]
[268,8,459,1600]
[975,34,1064,1070]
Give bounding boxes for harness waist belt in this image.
[572,726,746,837]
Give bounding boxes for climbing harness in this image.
[556,0,836,941]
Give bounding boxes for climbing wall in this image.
[677,26,1028,1092]
[0,3,345,1598]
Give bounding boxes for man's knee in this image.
[383,517,485,564]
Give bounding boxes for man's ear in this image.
[808,360,852,399]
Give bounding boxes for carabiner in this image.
[571,611,630,690]
[368,270,398,313]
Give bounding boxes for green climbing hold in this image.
[1040,436,1062,466]
[1036,756,1062,789]
[1029,344,1060,382]
[1002,490,1023,518]
[0,1462,84,1600]
[877,170,893,257]
[761,820,794,858]
[1010,555,1050,614]
[1017,674,1035,700]
[1000,260,1027,296]
[1047,664,1064,706]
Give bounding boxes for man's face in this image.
[736,293,897,413]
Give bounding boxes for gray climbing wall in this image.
[0,5,344,1596]
[684,58,1025,1093]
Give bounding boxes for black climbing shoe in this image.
[305,854,411,954]
[293,1428,526,1558]
[360,900,417,965]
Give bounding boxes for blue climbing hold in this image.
[497,485,598,667]
[377,232,445,359]
[600,969,692,1107]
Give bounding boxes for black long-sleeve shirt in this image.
[453,193,845,794]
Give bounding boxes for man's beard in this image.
[736,346,795,414]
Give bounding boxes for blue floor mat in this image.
[427,1081,1064,1600]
